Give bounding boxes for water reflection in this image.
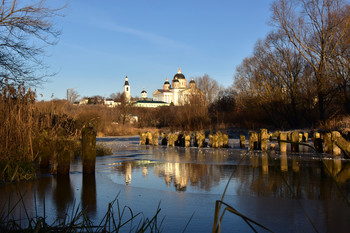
[108,147,350,201]
[53,175,74,218]
[82,174,97,216]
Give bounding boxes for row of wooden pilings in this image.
[140,129,350,157]
[37,127,97,175]
[245,129,350,157]
[140,131,229,148]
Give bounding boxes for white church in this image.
[123,68,204,107]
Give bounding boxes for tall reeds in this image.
[0,80,80,183]
[0,80,36,162]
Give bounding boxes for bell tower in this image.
[123,76,131,102]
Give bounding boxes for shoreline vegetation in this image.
[1,79,350,183]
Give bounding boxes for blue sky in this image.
[37,0,274,100]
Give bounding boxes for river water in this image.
[1,136,350,232]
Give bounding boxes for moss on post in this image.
[82,127,96,174]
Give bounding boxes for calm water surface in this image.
[1,136,350,232]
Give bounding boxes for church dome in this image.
[141,89,147,93]
[173,68,185,80]
[164,79,170,85]
[173,78,179,83]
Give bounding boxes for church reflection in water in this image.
[112,147,350,199]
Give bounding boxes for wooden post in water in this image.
[198,132,205,148]
[56,128,71,175]
[303,132,309,142]
[140,133,146,145]
[82,127,96,174]
[333,134,350,158]
[223,133,229,148]
[209,134,213,147]
[298,133,303,143]
[323,133,332,154]
[260,129,268,152]
[38,128,53,168]
[161,132,168,145]
[146,131,153,145]
[279,132,287,153]
[185,133,191,147]
[57,149,72,175]
[212,134,219,148]
[240,135,246,149]
[249,131,259,150]
[153,132,159,146]
[291,131,299,152]
[217,132,224,148]
[331,131,342,156]
[313,132,323,153]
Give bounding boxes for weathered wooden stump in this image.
[57,149,72,176]
[185,133,191,147]
[240,135,246,149]
[331,131,342,156]
[140,133,146,145]
[291,131,299,152]
[313,132,323,153]
[218,132,224,148]
[223,134,229,148]
[323,133,332,154]
[249,131,259,150]
[146,131,153,145]
[279,132,287,153]
[298,133,303,143]
[303,132,309,142]
[212,134,219,148]
[334,134,350,158]
[209,134,213,147]
[38,128,53,168]
[82,127,96,174]
[270,143,276,150]
[161,132,168,145]
[153,132,159,146]
[198,132,205,148]
[260,128,269,152]
[56,128,70,175]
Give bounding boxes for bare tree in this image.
[0,0,64,86]
[271,0,350,120]
[67,88,79,103]
[195,74,222,104]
